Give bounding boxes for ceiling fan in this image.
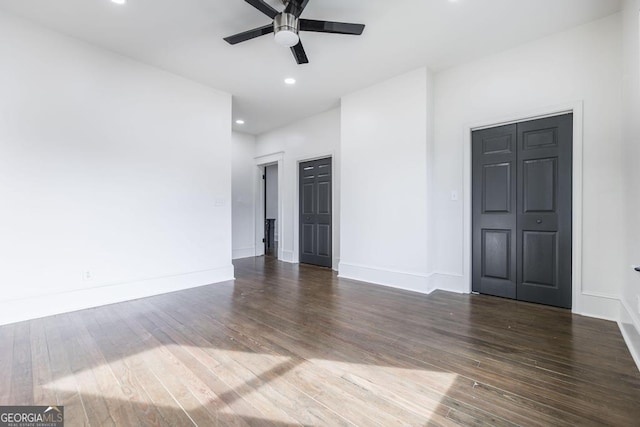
[224,0,366,65]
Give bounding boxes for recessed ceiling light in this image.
[111,0,126,4]
[235,119,245,125]
[284,78,296,85]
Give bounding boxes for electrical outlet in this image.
[83,271,92,281]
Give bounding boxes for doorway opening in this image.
[254,152,283,261]
[264,164,278,258]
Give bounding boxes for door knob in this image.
[536,219,542,224]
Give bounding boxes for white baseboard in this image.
[0,265,235,326]
[429,272,465,294]
[281,250,295,263]
[232,247,256,260]
[338,262,431,295]
[619,299,640,372]
[575,292,620,321]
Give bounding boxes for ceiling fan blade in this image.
[245,0,279,19]
[285,0,310,18]
[224,24,274,45]
[299,19,365,35]
[290,41,309,64]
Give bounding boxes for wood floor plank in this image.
[42,315,90,426]
[64,310,139,426]
[0,322,15,405]
[30,318,60,405]
[10,321,33,405]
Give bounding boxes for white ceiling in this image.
[0,0,621,134]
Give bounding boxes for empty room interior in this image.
[1,0,640,425]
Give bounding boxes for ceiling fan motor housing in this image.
[274,13,300,47]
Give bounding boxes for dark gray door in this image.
[472,114,572,308]
[472,124,518,299]
[299,158,332,268]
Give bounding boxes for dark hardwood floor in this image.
[1,256,639,426]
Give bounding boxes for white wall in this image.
[620,0,640,367]
[232,132,256,259]
[340,68,432,293]
[432,14,624,318]
[255,108,340,268]
[0,12,233,325]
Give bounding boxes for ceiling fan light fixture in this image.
[273,13,299,47]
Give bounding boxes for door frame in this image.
[463,102,584,313]
[294,152,336,269]
[254,152,284,260]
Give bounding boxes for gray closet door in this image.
[472,124,518,299]
[299,158,332,268]
[473,114,572,308]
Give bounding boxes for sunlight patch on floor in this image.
[309,358,459,421]
[43,345,459,424]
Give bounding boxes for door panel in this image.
[522,231,558,287]
[482,134,513,154]
[302,224,314,255]
[299,158,332,267]
[482,229,511,280]
[472,124,517,299]
[522,127,558,150]
[317,224,331,257]
[302,182,314,214]
[517,114,572,308]
[472,114,572,309]
[318,182,331,214]
[483,163,512,212]
[522,158,557,212]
